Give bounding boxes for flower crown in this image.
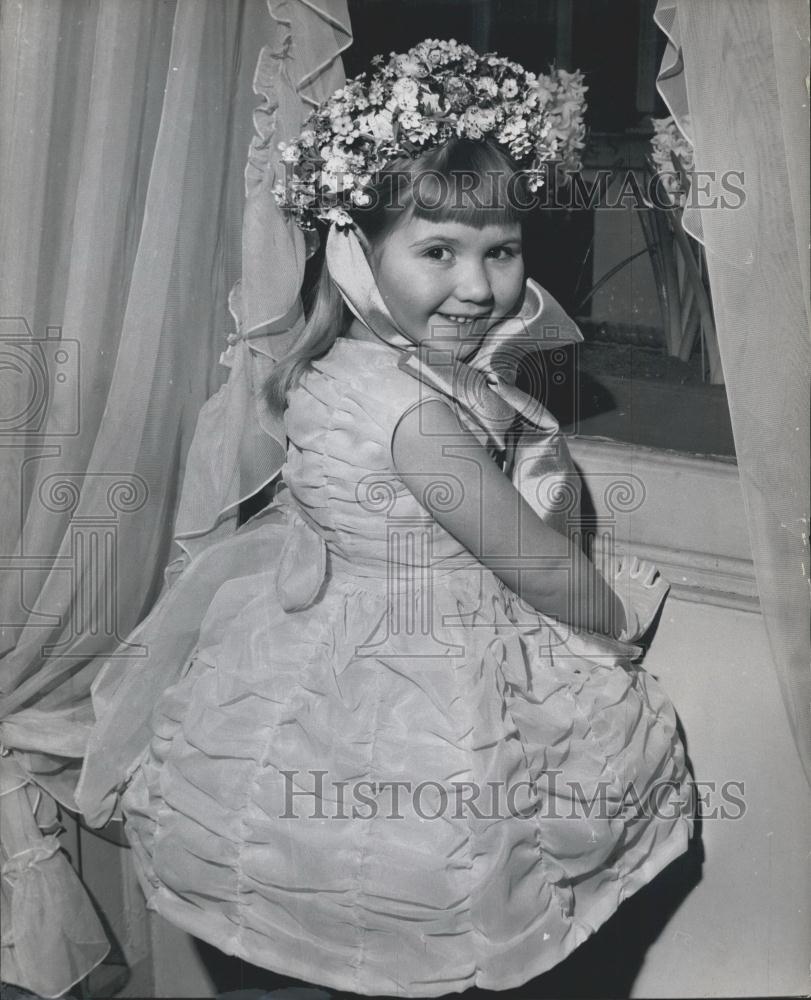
[272,38,587,232]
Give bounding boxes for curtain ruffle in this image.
[170,0,352,566]
[652,0,702,244]
[78,0,353,824]
[0,756,109,998]
[653,0,811,787]
[1,2,354,995]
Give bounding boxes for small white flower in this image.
[391,77,420,110]
[476,76,499,98]
[533,81,555,107]
[650,115,694,206]
[366,111,394,141]
[321,153,351,193]
[399,110,438,142]
[332,113,356,136]
[393,54,425,78]
[324,206,354,227]
[464,107,497,133]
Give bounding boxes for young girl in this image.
[78,40,693,999]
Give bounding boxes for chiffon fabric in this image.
[117,337,694,996]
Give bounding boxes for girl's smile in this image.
[347,216,525,361]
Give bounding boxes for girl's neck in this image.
[343,316,387,345]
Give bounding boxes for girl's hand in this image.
[609,555,671,643]
[393,397,641,638]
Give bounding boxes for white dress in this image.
[116,337,694,996]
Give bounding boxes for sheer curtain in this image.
[654,0,811,785]
[0,1,350,995]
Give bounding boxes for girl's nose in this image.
[455,258,494,305]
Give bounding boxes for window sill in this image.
[567,436,757,613]
[564,372,735,458]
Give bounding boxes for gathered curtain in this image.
[654,0,811,785]
[3,2,809,996]
[0,1,351,995]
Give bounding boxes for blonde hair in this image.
[263,136,531,414]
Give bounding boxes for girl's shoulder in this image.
[311,336,402,377]
[311,337,404,377]
[304,338,443,411]
[286,338,448,456]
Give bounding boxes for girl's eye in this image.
[423,245,521,262]
[488,245,520,260]
[424,246,453,261]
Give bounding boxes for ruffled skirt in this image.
[119,516,693,997]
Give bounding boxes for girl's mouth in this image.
[435,312,490,325]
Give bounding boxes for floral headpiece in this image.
[273,38,587,232]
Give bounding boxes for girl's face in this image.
[368,214,525,362]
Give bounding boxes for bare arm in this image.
[392,398,626,639]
